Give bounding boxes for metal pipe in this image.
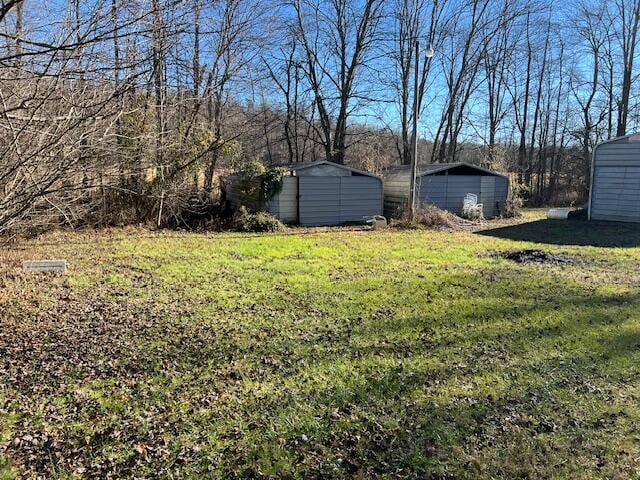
[409,40,420,218]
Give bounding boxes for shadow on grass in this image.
[476,219,640,247]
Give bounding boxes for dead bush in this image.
[502,183,524,218]
[393,205,470,230]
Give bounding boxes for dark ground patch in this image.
[489,249,580,265]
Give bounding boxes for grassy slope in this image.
[2,213,640,479]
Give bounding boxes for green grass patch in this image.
[3,213,640,478]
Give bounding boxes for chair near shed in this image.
[384,162,509,219]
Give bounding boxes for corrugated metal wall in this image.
[590,138,640,222]
[298,176,382,226]
[338,177,383,223]
[270,177,298,222]
[298,177,340,225]
[227,168,382,226]
[480,177,496,216]
[383,169,509,218]
[419,175,481,215]
[480,176,509,217]
[421,175,508,217]
[383,172,410,217]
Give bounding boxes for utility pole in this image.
[408,40,420,218]
[407,40,434,218]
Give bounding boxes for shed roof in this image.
[595,133,640,148]
[385,162,508,179]
[224,160,381,182]
[280,160,381,178]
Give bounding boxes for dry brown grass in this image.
[393,205,473,230]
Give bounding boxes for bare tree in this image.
[0,0,23,23]
[508,11,533,185]
[614,0,640,137]
[4,0,640,235]
[570,1,609,183]
[0,0,130,234]
[202,0,261,191]
[390,0,445,165]
[263,38,303,164]
[482,0,517,167]
[526,13,551,190]
[431,0,527,164]
[292,0,385,164]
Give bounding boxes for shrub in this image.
[259,167,287,204]
[394,205,468,230]
[233,206,286,233]
[238,159,267,178]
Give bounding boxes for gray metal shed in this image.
[225,161,383,226]
[384,162,509,218]
[589,133,640,222]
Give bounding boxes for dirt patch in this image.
[490,249,579,265]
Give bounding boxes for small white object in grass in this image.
[22,260,67,273]
[547,208,570,220]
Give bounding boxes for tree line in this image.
[1,0,639,235]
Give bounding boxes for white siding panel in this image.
[274,176,298,223]
[595,142,640,168]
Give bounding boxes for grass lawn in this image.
[2,211,640,479]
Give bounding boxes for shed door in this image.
[480,176,496,217]
[298,177,340,226]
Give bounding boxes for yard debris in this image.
[232,206,286,232]
[393,205,474,231]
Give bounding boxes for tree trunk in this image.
[616,1,640,137]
